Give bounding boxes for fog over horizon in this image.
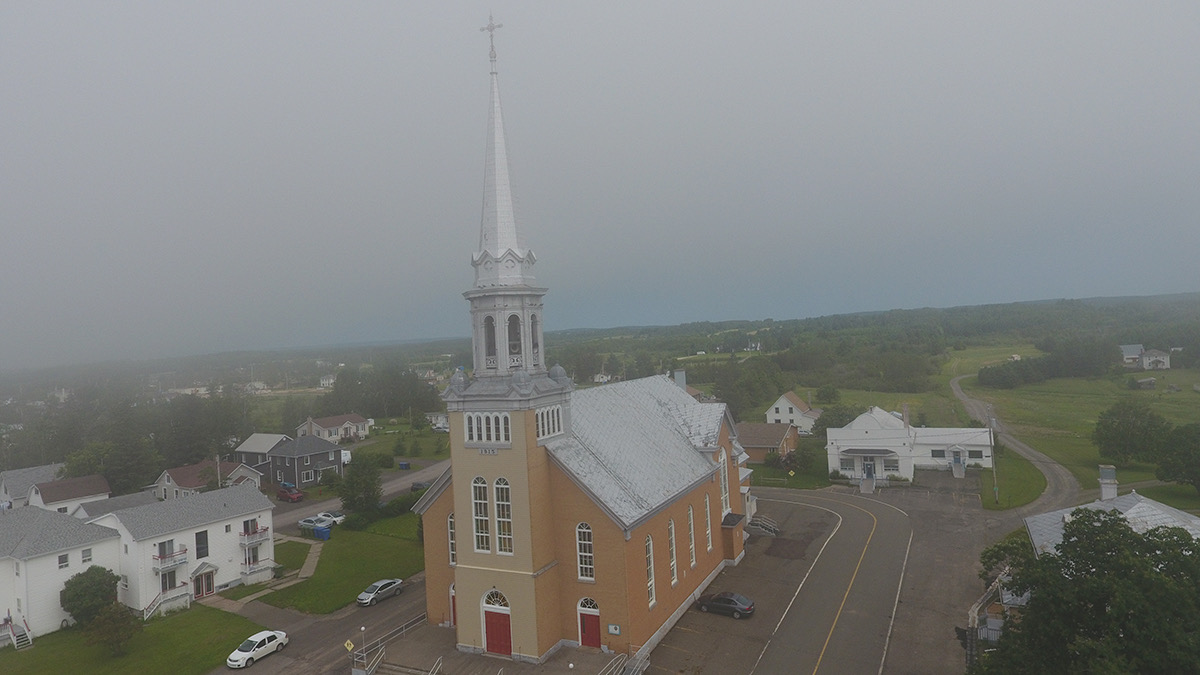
[4,3,1199,372]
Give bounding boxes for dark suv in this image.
[277,487,304,503]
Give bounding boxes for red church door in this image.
[484,611,512,656]
[580,612,601,648]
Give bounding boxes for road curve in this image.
[950,375,1081,514]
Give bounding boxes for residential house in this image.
[88,484,275,619]
[27,475,110,515]
[0,507,121,645]
[320,374,337,389]
[71,491,158,519]
[734,422,798,463]
[0,464,64,510]
[826,407,993,481]
[296,413,370,442]
[1140,349,1170,370]
[764,391,821,433]
[237,435,342,489]
[146,459,262,500]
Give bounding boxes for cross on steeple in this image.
[480,14,502,66]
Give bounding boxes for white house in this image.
[320,374,337,388]
[764,391,821,432]
[146,459,262,501]
[26,475,111,514]
[826,407,993,481]
[1140,349,1170,370]
[0,464,63,510]
[1,507,121,646]
[88,484,275,619]
[296,413,370,442]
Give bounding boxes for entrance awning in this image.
[190,561,220,578]
[840,448,899,457]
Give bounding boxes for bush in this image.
[764,451,784,469]
[829,470,846,480]
[343,513,372,531]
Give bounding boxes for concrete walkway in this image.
[198,534,324,611]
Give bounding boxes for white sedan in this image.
[226,629,288,668]
[298,515,335,529]
[317,511,346,525]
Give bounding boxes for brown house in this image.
[734,422,798,463]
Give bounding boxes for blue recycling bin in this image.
[398,461,411,470]
[313,526,331,540]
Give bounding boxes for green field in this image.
[261,517,424,614]
[0,604,262,675]
[274,539,311,572]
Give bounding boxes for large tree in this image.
[86,602,142,656]
[60,565,121,626]
[973,509,1200,674]
[1090,398,1172,463]
[336,460,382,513]
[1155,423,1200,494]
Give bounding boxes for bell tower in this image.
[440,16,574,662]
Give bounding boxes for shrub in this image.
[343,513,372,531]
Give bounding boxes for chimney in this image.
[1098,464,1118,501]
[673,370,687,391]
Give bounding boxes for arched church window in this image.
[576,523,594,580]
[508,315,522,355]
[484,316,497,358]
[473,477,490,553]
[484,589,509,607]
[579,597,599,611]
[495,478,513,554]
[531,314,540,355]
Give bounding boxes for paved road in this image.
[949,375,1081,514]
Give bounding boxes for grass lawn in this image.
[749,463,831,490]
[0,604,261,675]
[261,521,424,614]
[1136,484,1200,513]
[219,582,266,601]
[979,443,1046,511]
[274,539,311,572]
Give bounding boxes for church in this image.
[413,22,751,664]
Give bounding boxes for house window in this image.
[883,459,900,472]
[840,458,855,472]
[226,524,232,533]
[276,470,283,482]
[448,513,456,565]
[472,477,490,553]
[14,562,19,577]
[495,478,513,554]
[668,519,678,586]
[329,451,335,461]
[645,535,656,608]
[774,407,779,413]
[931,449,946,459]
[577,523,595,581]
[302,470,314,483]
[57,506,68,513]
[196,531,209,559]
[304,456,311,465]
[704,495,713,552]
[286,458,292,466]
[245,545,260,568]
[968,450,984,460]
[788,406,794,414]
[82,548,93,563]
[58,554,69,569]
[718,450,730,514]
[688,506,696,568]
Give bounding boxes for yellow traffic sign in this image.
[344,640,354,652]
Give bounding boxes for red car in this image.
[276,487,304,503]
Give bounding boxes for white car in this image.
[317,511,346,525]
[298,515,335,529]
[226,629,288,668]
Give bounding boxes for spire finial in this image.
[480,14,502,67]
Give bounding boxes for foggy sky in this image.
[4,2,1199,372]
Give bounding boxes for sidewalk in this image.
[377,622,626,675]
[197,533,324,612]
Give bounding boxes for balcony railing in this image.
[239,526,271,547]
[151,547,188,573]
[241,557,275,576]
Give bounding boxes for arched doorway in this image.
[578,597,601,648]
[482,589,511,656]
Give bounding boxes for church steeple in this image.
[473,15,535,290]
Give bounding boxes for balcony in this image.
[239,526,271,547]
[151,547,188,573]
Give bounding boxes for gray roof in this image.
[1,463,64,500]
[1024,491,1200,556]
[546,375,726,531]
[73,491,159,518]
[233,433,291,457]
[269,434,340,458]
[100,484,273,541]
[0,506,119,560]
